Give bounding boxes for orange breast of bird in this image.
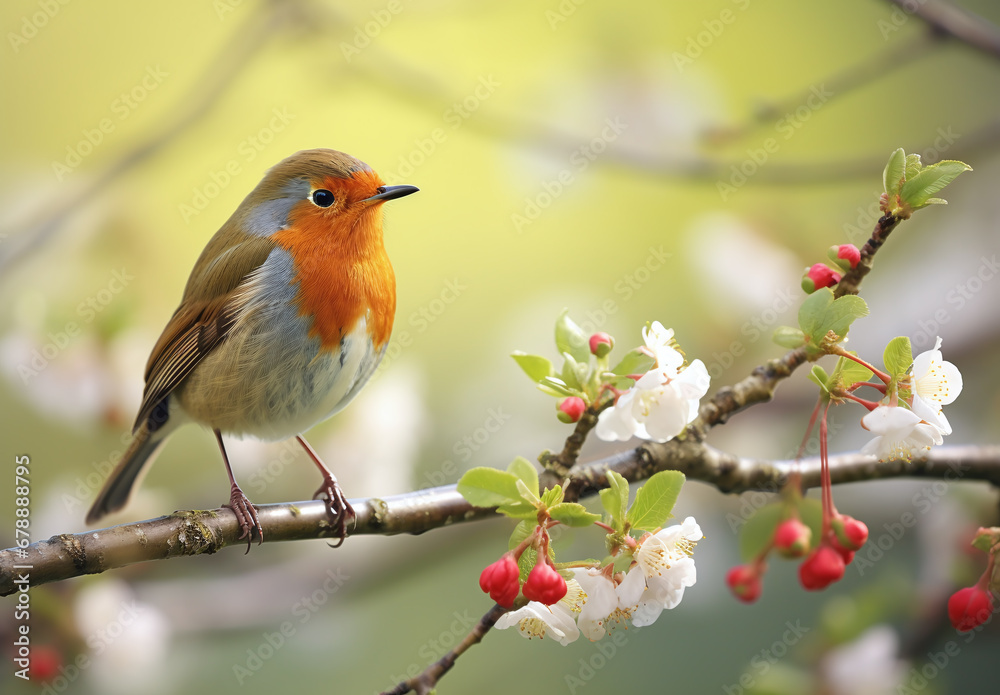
[272,189,396,354]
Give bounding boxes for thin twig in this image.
[834,213,902,297]
[704,32,939,145]
[886,0,1000,60]
[540,404,605,476]
[381,604,508,695]
[0,0,300,271]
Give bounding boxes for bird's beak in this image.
[362,185,419,204]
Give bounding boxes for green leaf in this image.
[600,471,630,526]
[537,376,584,398]
[509,520,538,582]
[606,375,638,391]
[626,470,685,532]
[549,502,601,527]
[610,348,655,377]
[598,488,621,527]
[824,295,869,341]
[611,552,634,574]
[511,352,554,384]
[540,485,565,508]
[883,336,914,378]
[972,533,994,554]
[797,288,869,348]
[773,326,806,349]
[739,502,783,562]
[508,520,534,551]
[798,287,833,340]
[517,548,536,582]
[808,365,830,392]
[555,309,590,363]
[836,354,873,389]
[516,479,541,505]
[497,501,540,520]
[456,467,522,507]
[507,457,539,499]
[794,497,823,551]
[560,352,586,391]
[882,147,906,198]
[904,153,922,181]
[900,160,972,210]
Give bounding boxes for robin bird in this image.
[86,148,418,550]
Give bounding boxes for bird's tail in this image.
[86,419,171,525]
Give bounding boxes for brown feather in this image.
[134,234,276,432]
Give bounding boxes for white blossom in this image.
[908,336,962,435]
[597,324,710,444]
[861,405,943,462]
[494,601,579,645]
[620,517,701,627]
[641,321,684,370]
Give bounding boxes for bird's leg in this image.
[296,435,354,547]
[215,429,263,553]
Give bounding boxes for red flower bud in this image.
[557,397,586,424]
[479,554,521,607]
[948,585,994,632]
[773,518,812,559]
[589,332,614,358]
[835,547,855,566]
[522,562,568,605]
[726,564,763,604]
[798,545,845,591]
[837,244,861,269]
[831,515,868,552]
[801,264,842,294]
[827,244,861,271]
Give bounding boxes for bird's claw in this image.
[313,479,354,548]
[225,484,263,553]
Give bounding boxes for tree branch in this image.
[4,444,999,596]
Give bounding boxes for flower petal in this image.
[616,566,646,610]
[911,336,962,406]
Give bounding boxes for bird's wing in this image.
[132,234,278,432]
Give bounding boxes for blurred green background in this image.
[3,0,1000,693]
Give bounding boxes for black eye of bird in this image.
[311,189,335,207]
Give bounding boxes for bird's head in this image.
[237,148,418,249]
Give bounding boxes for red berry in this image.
[799,546,845,591]
[948,586,994,632]
[773,518,812,559]
[801,264,841,294]
[588,332,614,357]
[726,564,763,603]
[479,554,521,607]
[557,397,586,424]
[522,562,568,605]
